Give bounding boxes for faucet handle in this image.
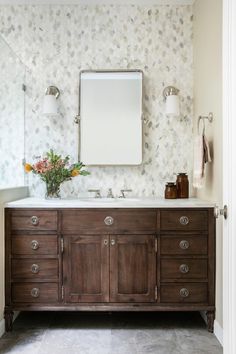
[88,189,101,198]
[119,189,132,198]
[107,188,115,198]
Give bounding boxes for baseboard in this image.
[0,311,20,338]
[200,310,207,324]
[0,319,5,338]
[214,320,223,346]
[13,311,20,322]
[200,311,223,347]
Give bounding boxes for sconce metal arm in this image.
[163,86,179,100]
[45,86,60,98]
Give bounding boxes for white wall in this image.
[193,0,223,330]
[0,187,28,337]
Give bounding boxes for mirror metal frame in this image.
[76,69,144,164]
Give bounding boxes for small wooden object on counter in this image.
[165,183,177,199]
[176,173,189,198]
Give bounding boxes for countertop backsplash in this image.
[0,4,194,197]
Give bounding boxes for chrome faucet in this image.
[88,189,102,198]
[107,188,115,198]
[119,189,132,198]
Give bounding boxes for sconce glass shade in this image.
[43,94,59,115]
[165,94,180,116]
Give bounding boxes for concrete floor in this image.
[0,312,222,354]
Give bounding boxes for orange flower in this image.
[24,163,33,173]
[71,169,80,177]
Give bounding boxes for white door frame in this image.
[223,0,236,353]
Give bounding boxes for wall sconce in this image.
[163,86,180,116]
[42,86,60,115]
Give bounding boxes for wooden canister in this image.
[165,182,177,199]
[176,173,189,198]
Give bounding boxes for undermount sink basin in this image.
[117,198,144,202]
[79,198,117,202]
[79,197,141,203]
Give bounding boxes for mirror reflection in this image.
[79,70,143,165]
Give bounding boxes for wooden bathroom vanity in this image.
[4,198,216,332]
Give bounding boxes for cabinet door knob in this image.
[179,264,189,274]
[179,216,189,225]
[179,288,189,297]
[31,240,39,250]
[104,239,108,246]
[31,288,40,298]
[179,240,189,249]
[31,264,40,274]
[104,216,114,226]
[31,216,39,226]
[110,239,115,246]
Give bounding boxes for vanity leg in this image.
[206,310,215,333]
[4,309,14,332]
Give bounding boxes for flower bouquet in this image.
[24,150,90,199]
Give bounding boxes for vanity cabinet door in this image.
[110,235,156,302]
[63,235,109,303]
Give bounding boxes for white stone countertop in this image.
[4,197,215,208]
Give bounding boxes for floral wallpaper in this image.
[0,4,193,197]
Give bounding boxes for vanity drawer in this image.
[12,283,59,303]
[12,235,58,255]
[11,259,58,280]
[160,235,207,255]
[160,210,208,231]
[11,210,58,231]
[161,259,208,279]
[61,209,157,234]
[160,283,208,303]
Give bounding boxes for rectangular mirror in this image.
[79,70,143,165]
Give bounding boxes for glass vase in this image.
[45,182,61,199]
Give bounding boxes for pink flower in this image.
[33,159,53,174]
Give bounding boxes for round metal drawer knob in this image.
[179,216,189,225]
[31,216,39,226]
[179,240,189,250]
[31,288,40,298]
[179,288,189,298]
[179,264,189,274]
[104,216,114,226]
[31,264,40,274]
[31,240,39,250]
